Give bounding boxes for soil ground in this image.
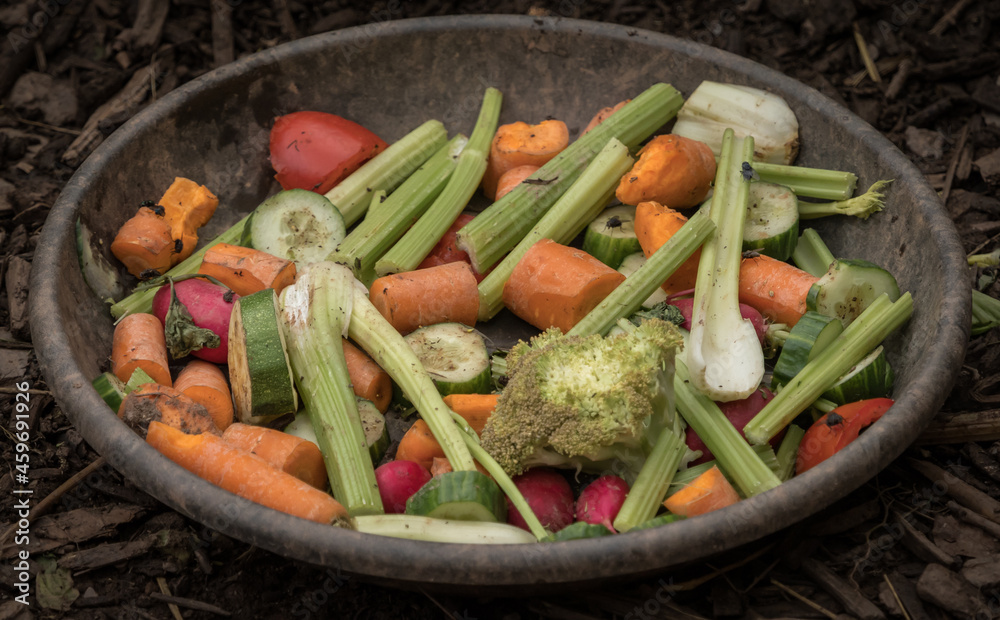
[2,1,1000,618]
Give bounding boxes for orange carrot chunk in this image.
[738,255,819,327]
[582,99,629,134]
[174,360,235,431]
[111,313,172,387]
[369,261,479,334]
[110,206,176,278]
[147,421,348,525]
[634,201,702,297]
[502,238,625,333]
[615,135,716,209]
[494,164,540,201]
[159,177,220,265]
[662,465,740,517]
[197,243,297,297]
[442,393,498,435]
[481,120,569,199]
[396,395,498,472]
[343,339,392,413]
[119,383,219,437]
[221,423,328,490]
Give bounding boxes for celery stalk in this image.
[477,137,635,321]
[279,262,383,515]
[969,249,1000,268]
[613,417,689,532]
[375,88,502,277]
[667,444,780,496]
[456,83,684,273]
[792,228,836,277]
[109,215,249,319]
[743,292,914,444]
[797,180,891,220]
[324,119,448,227]
[347,282,476,471]
[972,289,1000,336]
[568,208,715,338]
[752,161,858,201]
[775,424,805,481]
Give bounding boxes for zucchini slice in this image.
[405,470,506,522]
[228,289,298,424]
[583,205,642,269]
[822,345,894,405]
[240,189,346,265]
[771,311,844,389]
[76,219,125,302]
[285,398,389,465]
[404,323,491,396]
[743,182,799,261]
[806,259,901,327]
[617,252,669,308]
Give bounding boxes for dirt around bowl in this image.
[30,15,969,592]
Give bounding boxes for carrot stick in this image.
[111,313,172,387]
[369,261,479,334]
[662,464,739,517]
[738,254,819,327]
[342,339,392,413]
[174,360,234,431]
[481,120,569,199]
[159,177,220,265]
[197,242,296,297]
[147,421,348,524]
[583,100,629,134]
[633,201,703,296]
[442,393,498,434]
[501,238,626,333]
[615,134,716,209]
[221,423,328,490]
[395,395,498,471]
[110,206,176,278]
[493,164,540,201]
[119,383,219,437]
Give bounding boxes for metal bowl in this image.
[30,15,970,591]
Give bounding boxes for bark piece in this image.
[801,558,886,620]
[916,563,990,620]
[58,538,155,571]
[4,256,31,341]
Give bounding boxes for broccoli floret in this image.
[480,319,684,481]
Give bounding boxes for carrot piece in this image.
[111,313,172,387]
[442,393,498,434]
[582,99,629,134]
[396,395,498,471]
[615,134,717,209]
[174,360,234,431]
[738,255,819,327]
[430,456,453,477]
[343,339,392,413]
[481,120,569,199]
[110,206,176,278]
[146,421,348,524]
[494,164,540,201]
[221,423,328,490]
[502,238,626,333]
[119,383,219,436]
[197,242,297,297]
[633,201,703,296]
[159,177,220,265]
[662,465,740,517]
[369,261,479,334]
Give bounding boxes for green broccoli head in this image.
[480,319,683,479]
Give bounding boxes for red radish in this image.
[685,387,782,465]
[575,475,629,533]
[374,460,432,514]
[152,278,238,364]
[671,297,767,345]
[506,468,575,533]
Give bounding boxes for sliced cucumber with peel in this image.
[822,345,894,405]
[617,252,669,308]
[583,205,642,269]
[771,311,844,389]
[743,182,799,261]
[807,259,901,327]
[404,323,491,396]
[93,372,128,412]
[285,398,389,465]
[229,289,298,424]
[240,188,346,265]
[405,470,506,522]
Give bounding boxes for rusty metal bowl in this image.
[31,15,970,591]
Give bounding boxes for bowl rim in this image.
[30,13,971,589]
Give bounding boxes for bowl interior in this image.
[31,15,969,591]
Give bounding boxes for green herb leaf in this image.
[164,278,220,359]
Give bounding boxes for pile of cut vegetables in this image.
[83,77,968,545]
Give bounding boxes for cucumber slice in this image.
[76,219,125,302]
[229,289,298,424]
[240,189,346,265]
[771,311,844,389]
[405,470,506,522]
[822,345,894,405]
[582,205,642,269]
[743,182,799,261]
[285,398,389,465]
[93,372,128,412]
[543,522,613,541]
[806,259,901,327]
[404,323,491,396]
[631,513,686,531]
[617,252,669,308]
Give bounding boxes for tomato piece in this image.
[795,397,894,474]
[269,111,388,194]
[417,213,490,282]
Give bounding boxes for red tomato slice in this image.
[269,111,388,194]
[796,397,894,474]
[417,213,490,282]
